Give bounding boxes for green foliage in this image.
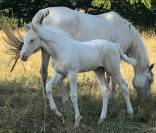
[91,0,152,9]
[128,0,152,9]
[0,0,155,28]
[0,16,18,28]
[92,0,111,9]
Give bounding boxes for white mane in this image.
[104,12,149,72]
[130,25,149,72]
[32,8,49,25]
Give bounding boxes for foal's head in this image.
[20,25,41,61]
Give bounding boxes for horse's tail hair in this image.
[32,8,49,25]
[116,44,137,66]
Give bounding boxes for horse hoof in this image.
[128,113,134,120]
[74,122,80,128]
[60,115,65,123]
[128,109,134,114]
[55,110,62,117]
[127,109,134,118]
[97,119,105,124]
[74,116,81,128]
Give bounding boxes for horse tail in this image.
[32,8,49,25]
[116,44,137,65]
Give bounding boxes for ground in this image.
[0,30,156,133]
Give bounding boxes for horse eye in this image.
[150,78,153,83]
[30,39,34,43]
[148,77,153,83]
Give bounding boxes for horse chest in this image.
[52,58,78,75]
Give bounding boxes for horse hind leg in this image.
[68,72,81,127]
[111,79,117,96]
[95,69,111,124]
[106,73,117,96]
[58,80,69,105]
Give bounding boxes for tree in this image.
[0,0,155,27]
[91,0,152,9]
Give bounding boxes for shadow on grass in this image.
[0,79,156,133]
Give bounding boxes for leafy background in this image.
[0,0,156,28]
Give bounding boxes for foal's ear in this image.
[148,64,154,71]
[30,24,37,32]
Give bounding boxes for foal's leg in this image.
[68,72,81,127]
[95,69,111,124]
[40,49,50,95]
[40,49,68,105]
[46,72,65,117]
[112,69,133,115]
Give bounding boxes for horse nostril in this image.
[20,54,27,61]
[21,55,24,59]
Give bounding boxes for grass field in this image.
[0,30,156,133]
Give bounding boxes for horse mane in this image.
[99,11,149,72]
[32,8,50,25]
[130,25,149,72]
[107,12,149,72]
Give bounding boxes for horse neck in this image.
[41,40,58,59]
[130,29,149,74]
[40,30,72,59]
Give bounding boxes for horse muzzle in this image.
[20,54,28,61]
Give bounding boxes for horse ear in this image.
[26,24,32,31]
[148,64,154,71]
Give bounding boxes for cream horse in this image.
[31,7,154,98]
[20,25,137,127]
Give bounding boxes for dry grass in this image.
[0,30,156,133]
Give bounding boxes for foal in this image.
[20,25,136,127]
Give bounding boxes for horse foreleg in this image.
[40,48,50,95]
[113,70,133,115]
[40,49,69,105]
[46,72,65,117]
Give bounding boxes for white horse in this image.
[20,25,137,127]
[31,7,154,98]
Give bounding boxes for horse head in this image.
[20,24,41,61]
[133,64,154,97]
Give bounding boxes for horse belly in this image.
[78,51,102,72]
